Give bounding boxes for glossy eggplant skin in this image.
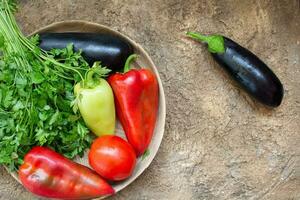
[39,32,134,71]
[211,37,283,107]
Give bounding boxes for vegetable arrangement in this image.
[1,0,285,198]
[187,32,283,107]
[0,0,159,199]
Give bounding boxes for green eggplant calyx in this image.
[83,62,111,89]
[186,31,225,54]
[123,54,139,73]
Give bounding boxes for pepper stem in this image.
[124,54,138,73]
[86,69,98,88]
[83,62,111,88]
[186,31,225,54]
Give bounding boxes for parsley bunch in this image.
[0,0,93,170]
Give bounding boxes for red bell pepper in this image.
[19,146,114,199]
[108,54,159,156]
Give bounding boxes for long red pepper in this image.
[108,55,159,156]
[19,146,114,199]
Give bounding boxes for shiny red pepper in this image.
[19,146,114,199]
[108,54,159,156]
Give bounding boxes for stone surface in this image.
[1,0,300,199]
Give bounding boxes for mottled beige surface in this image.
[1,0,300,199]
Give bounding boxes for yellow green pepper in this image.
[74,63,115,136]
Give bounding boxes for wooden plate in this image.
[7,20,166,199]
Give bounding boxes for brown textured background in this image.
[1,0,300,199]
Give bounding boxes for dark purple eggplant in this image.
[187,32,283,107]
[39,32,134,72]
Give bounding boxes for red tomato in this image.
[89,135,137,181]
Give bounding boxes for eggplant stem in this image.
[186,31,225,54]
[186,32,209,43]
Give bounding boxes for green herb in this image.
[0,0,93,170]
[186,32,225,54]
